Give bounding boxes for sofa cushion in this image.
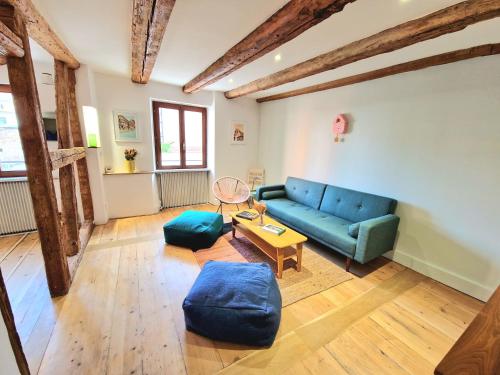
[319,185,397,223]
[264,198,356,256]
[182,261,281,347]
[348,222,360,238]
[284,177,326,210]
[163,210,223,250]
[261,190,286,200]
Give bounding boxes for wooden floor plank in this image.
[0,204,484,374]
[287,346,349,375]
[160,244,224,374]
[136,240,187,375]
[370,302,455,365]
[0,233,26,261]
[296,269,425,351]
[38,247,122,374]
[353,318,435,375]
[325,328,409,375]
[0,232,39,279]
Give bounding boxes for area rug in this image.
[194,232,353,307]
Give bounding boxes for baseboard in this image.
[384,250,493,302]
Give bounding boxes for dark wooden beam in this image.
[0,19,23,56]
[68,68,94,222]
[0,268,30,375]
[55,59,79,257]
[257,43,500,102]
[3,0,79,68]
[226,0,500,99]
[435,286,500,375]
[4,6,71,297]
[49,147,85,170]
[183,0,355,93]
[131,0,176,84]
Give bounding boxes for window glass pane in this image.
[184,110,203,166]
[0,92,25,172]
[158,107,181,167]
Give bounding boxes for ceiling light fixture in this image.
[274,53,282,62]
[229,78,234,83]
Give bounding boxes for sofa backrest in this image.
[285,177,326,210]
[319,185,397,223]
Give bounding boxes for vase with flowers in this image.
[253,201,267,226]
[124,148,138,173]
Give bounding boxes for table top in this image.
[230,209,307,248]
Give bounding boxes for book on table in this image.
[236,211,258,220]
[261,224,286,236]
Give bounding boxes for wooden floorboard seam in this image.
[220,269,425,374]
[85,234,164,252]
[0,233,29,263]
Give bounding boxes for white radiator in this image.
[157,171,209,208]
[0,180,37,235]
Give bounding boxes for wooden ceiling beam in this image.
[131,0,176,84]
[257,43,500,102]
[0,19,23,57]
[225,0,500,99]
[183,0,355,93]
[3,0,79,68]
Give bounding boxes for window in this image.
[152,101,207,170]
[0,84,26,177]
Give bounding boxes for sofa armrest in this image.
[354,214,400,264]
[255,184,285,201]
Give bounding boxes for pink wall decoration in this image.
[333,114,348,143]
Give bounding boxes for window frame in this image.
[0,84,26,178]
[152,101,207,170]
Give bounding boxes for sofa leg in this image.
[345,257,352,272]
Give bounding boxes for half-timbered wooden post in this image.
[54,59,80,256]
[68,68,94,223]
[2,4,71,296]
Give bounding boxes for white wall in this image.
[92,73,261,216]
[258,55,500,301]
[0,316,20,375]
[212,92,261,180]
[0,61,56,114]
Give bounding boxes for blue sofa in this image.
[256,177,399,271]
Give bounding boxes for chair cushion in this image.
[264,198,356,256]
[163,210,223,250]
[261,190,286,200]
[284,177,326,210]
[183,261,282,347]
[319,185,397,223]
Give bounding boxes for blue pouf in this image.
[183,261,282,347]
[163,210,223,250]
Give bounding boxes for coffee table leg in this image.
[231,218,237,238]
[296,243,303,272]
[277,248,284,279]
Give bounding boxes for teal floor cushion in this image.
[163,210,223,250]
[183,261,282,347]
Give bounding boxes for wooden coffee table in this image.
[230,210,307,278]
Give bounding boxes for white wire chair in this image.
[212,176,251,213]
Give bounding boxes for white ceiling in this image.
[32,0,500,98]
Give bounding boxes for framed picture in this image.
[231,121,246,145]
[113,110,141,142]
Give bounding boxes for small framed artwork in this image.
[113,110,141,142]
[231,121,246,145]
